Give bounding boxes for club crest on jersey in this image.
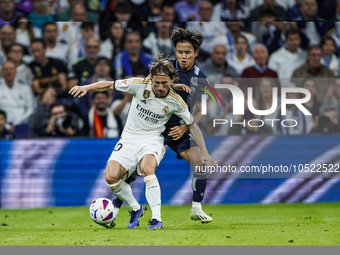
[191,77,198,87]
[143,90,150,99]
[162,106,170,114]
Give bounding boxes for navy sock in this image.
[112,176,136,208]
[192,178,207,203]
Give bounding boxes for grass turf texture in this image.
[0,203,339,246]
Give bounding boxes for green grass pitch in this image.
[1,203,340,246]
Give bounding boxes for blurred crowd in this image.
[1,0,340,139]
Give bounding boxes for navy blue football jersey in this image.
[166,59,208,128]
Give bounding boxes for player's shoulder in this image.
[195,65,207,78]
[167,88,187,109]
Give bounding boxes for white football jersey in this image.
[113,77,194,138]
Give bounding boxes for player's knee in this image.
[140,166,156,178]
[105,167,120,184]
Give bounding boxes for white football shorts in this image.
[108,136,165,178]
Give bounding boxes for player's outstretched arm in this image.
[69,81,114,98]
[189,123,216,166]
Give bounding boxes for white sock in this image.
[144,175,162,222]
[108,180,141,211]
[192,201,202,209]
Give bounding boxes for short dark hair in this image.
[235,35,248,45]
[49,102,66,114]
[95,56,111,66]
[171,28,204,51]
[307,45,322,54]
[31,38,46,48]
[92,91,110,100]
[80,22,95,30]
[124,30,141,44]
[320,36,336,49]
[43,22,57,33]
[150,53,179,81]
[285,28,300,40]
[9,43,24,52]
[0,110,6,120]
[115,1,132,13]
[259,8,277,19]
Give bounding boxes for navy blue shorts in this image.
[163,129,198,159]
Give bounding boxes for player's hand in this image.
[171,83,191,93]
[69,85,87,98]
[202,153,216,167]
[169,125,188,140]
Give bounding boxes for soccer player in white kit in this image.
[69,55,215,229]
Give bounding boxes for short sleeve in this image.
[113,77,144,95]
[174,95,194,126]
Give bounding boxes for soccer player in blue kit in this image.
[113,28,213,226]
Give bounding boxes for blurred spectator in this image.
[319,78,340,133]
[14,16,42,48]
[241,44,278,79]
[57,0,98,22]
[273,91,314,135]
[0,24,15,75]
[113,31,153,79]
[295,0,334,46]
[68,22,96,69]
[212,0,249,21]
[291,46,334,102]
[268,28,307,78]
[28,0,54,33]
[28,87,56,137]
[215,22,256,57]
[111,91,132,127]
[186,3,226,60]
[57,4,89,45]
[29,38,68,96]
[0,0,23,26]
[99,0,143,41]
[0,110,15,139]
[160,1,177,24]
[7,43,34,84]
[200,44,238,86]
[68,38,100,88]
[30,101,83,137]
[83,91,120,138]
[227,35,255,76]
[287,0,303,20]
[301,78,320,132]
[43,22,69,64]
[99,22,124,61]
[249,0,286,21]
[0,24,16,55]
[0,60,35,125]
[139,0,163,22]
[197,0,213,21]
[320,36,340,76]
[78,57,115,117]
[174,0,201,22]
[143,21,175,58]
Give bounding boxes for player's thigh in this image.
[105,160,128,184]
[139,154,158,177]
[180,146,204,166]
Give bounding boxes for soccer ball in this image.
[89,198,116,226]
